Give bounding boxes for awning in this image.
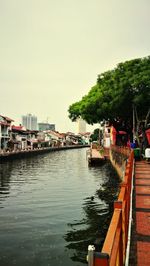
[118,131,127,135]
[146,129,150,145]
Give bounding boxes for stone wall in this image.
[109,146,130,180]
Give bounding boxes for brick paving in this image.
[129,161,150,266]
[136,195,150,209]
[137,242,150,265]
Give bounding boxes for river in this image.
[0,148,120,266]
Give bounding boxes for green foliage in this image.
[68,56,150,129]
[90,128,99,141]
[68,101,82,122]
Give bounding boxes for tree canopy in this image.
[68,56,150,136]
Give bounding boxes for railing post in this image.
[87,245,95,266]
[94,252,109,266]
[114,201,124,266]
[114,200,122,209]
[120,182,128,250]
[87,246,110,266]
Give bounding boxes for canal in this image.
[0,148,120,266]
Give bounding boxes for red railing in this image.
[88,148,134,266]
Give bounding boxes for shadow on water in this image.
[64,162,121,264]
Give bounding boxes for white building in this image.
[103,125,111,148]
[22,114,37,130]
[0,115,14,151]
[38,122,55,131]
[77,118,86,133]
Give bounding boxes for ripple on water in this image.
[0,149,120,266]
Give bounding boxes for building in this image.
[44,130,66,146]
[103,125,111,148]
[77,118,86,133]
[78,132,91,144]
[22,114,37,130]
[38,123,55,131]
[0,115,14,151]
[10,125,28,150]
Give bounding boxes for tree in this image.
[68,56,150,140]
[90,128,100,142]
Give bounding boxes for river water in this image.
[0,148,120,266]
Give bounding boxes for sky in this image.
[0,0,150,133]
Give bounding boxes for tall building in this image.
[38,123,55,131]
[22,114,37,130]
[77,118,86,133]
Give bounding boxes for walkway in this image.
[129,160,150,266]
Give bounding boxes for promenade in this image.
[88,148,150,266]
[130,160,150,266]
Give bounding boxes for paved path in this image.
[129,161,150,266]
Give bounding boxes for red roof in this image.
[46,130,64,138]
[0,115,14,122]
[118,131,127,135]
[12,125,24,131]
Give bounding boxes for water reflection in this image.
[0,162,12,200]
[0,150,120,266]
[64,162,120,264]
[0,154,50,204]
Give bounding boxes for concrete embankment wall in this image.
[109,146,130,180]
[0,145,90,162]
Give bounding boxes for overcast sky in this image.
[0,0,150,132]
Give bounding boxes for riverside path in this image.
[87,148,150,266]
[129,160,150,266]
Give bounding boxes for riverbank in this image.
[0,144,90,162]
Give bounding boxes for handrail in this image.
[125,157,134,266]
[87,147,134,266]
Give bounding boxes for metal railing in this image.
[87,148,134,266]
